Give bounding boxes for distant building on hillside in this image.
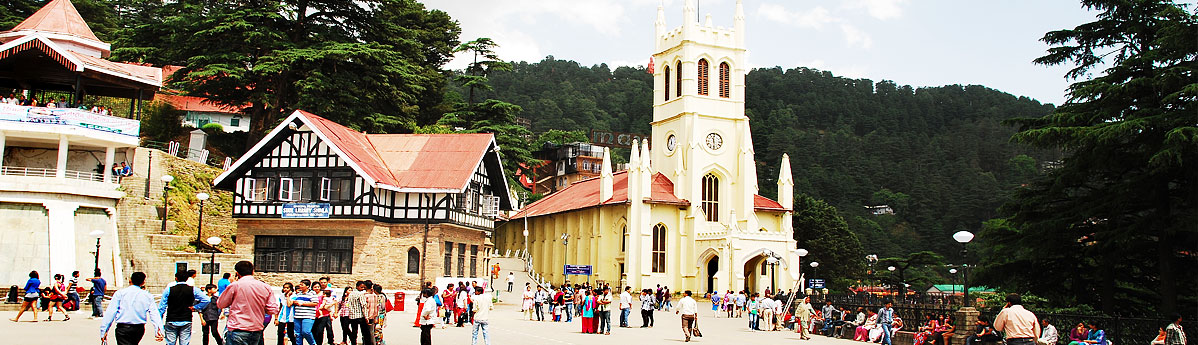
[531,142,606,194]
[515,117,532,130]
[865,205,895,215]
[158,66,249,133]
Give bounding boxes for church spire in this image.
[600,147,614,202]
[683,0,697,29]
[734,0,746,46]
[777,153,793,210]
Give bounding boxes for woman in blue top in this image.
[1081,322,1106,345]
[9,271,41,322]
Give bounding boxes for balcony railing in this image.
[0,104,140,137]
[0,166,105,182]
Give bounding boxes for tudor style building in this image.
[213,110,513,289]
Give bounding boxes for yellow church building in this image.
[495,0,802,294]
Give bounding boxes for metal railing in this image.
[0,166,104,182]
[142,140,229,169]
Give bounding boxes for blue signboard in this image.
[809,279,825,289]
[282,203,331,219]
[564,265,592,276]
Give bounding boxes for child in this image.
[200,284,223,345]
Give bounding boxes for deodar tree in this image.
[980,0,1197,314]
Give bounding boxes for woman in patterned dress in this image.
[373,284,388,345]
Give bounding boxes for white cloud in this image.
[847,0,907,20]
[756,3,837,29]
[840,23,873,49]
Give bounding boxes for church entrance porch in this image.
[705,255,719,294]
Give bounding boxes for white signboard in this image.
[0,104,141,137]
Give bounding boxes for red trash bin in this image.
[393,291,405,311]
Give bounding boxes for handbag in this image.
[692,317,703,337]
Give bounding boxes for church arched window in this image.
[664,65,671,101]
[676,61,683,98]
[621,224,628,252]
[719,62,730,98]
[652,224,666,273]
[697,59,709,96]
[702,173,719,222]
[407,247,420,274]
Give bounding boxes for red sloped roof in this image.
[753,194,788,212]
[299,110,495,192]
[159,94,242,114]
[7,0,100,42]
[367,133,493,191]
[512,171,689,219]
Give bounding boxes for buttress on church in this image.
[495,0,801,294]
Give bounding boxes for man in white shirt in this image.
[619,287,633,328]
[1038,319,1058,345]
[674,290,699,342]
[470,287,492,345]
[505,273,514,292]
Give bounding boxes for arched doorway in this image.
[706,255,719,294]
[743,255,766,294]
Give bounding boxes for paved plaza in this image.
[1,288,863,345]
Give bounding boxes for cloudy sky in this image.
[423,0,1103,105]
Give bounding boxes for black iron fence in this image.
[804,294,1193,345]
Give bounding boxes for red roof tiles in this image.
[7,0,100,41]
[159,94,243,114]
[753,194,788,212]
[512,171,689,219]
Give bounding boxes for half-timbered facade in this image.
[214,110,513,289]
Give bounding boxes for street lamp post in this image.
[206,236,221,284]
[809,261,819,281]
[952,231,975,307]
[795,248,809,289]
[949,268,958,298]
[195,192,210,245]
[89,230,104,273]
[866,254,878,291]
[766,255,779,292]
[887,265,897,298]
[561,233,569,282]
[160,175,173,234]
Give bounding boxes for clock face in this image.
[705,133,723,150]
[666,135,677,152]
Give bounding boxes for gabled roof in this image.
[214,110,513,208]
[511,170,690,219]
[753,194,788,212]
[7,0,99,42]
[0,35,161,89]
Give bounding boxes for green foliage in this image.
[876,251,945,292]
[200,122,224,133]
[455,38,513,104]
[533,129,589,148]
[980,0,1198,315]
[162,154,235,252]
[139,100,185,143]
[792,194,865,291]
[112,0,461,146]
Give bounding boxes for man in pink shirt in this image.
[218,261,280,345]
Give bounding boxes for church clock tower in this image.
[650,0,758,230]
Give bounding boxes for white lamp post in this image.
[952,231,974,307]
[206,236,221,284]
[809,261,819,281]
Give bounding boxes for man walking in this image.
[86,269,107,319]
[67,271,81,312]
[505,273,514,293]
[1164,314,1186,345]
[159,270,211,345]
[219,261,281,345]
[470,286,492,345]
[562,287,575,322]
[99,272,165,345]
[619,286,632,328]
[993,293,1040,345]
[674,290,698,342]
[878,300,895,345]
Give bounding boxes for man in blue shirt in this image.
[878,300,895,345]
[85,269,107,319]
[217,273,232,295]
[100,272,165,345]
[159,270,211,345]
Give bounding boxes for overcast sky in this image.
[423,0,1104,105]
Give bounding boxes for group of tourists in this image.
[412,280,493,345]
[10,270,107,323]
[272,277,391,345]
[1,93,115,115]
[518,282,615,334]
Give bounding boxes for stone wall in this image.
[235,219,491,290]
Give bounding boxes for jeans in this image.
[312,316,334,345]
[620,308,630,327]
[295,318,316,345]
[597,310,611,333]
[564,304,573,321]
[419,325,434,345]
[165,321,194,345]
[535,302,544,321]
[471,320,490,345]
[90,295,104,317]
[202,319,224,345]
[341,317,357,345]
[225,330,265,345]
[880,323,893,345]
[350,318,374,345]
[749,313,759,330]
[277,322,296,345]
[67,292,80,311]
[115,323,146,345]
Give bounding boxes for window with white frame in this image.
[279,178,300,201]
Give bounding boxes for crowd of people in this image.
[2,93,115,115]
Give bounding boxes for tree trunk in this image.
[246,102,272,151]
